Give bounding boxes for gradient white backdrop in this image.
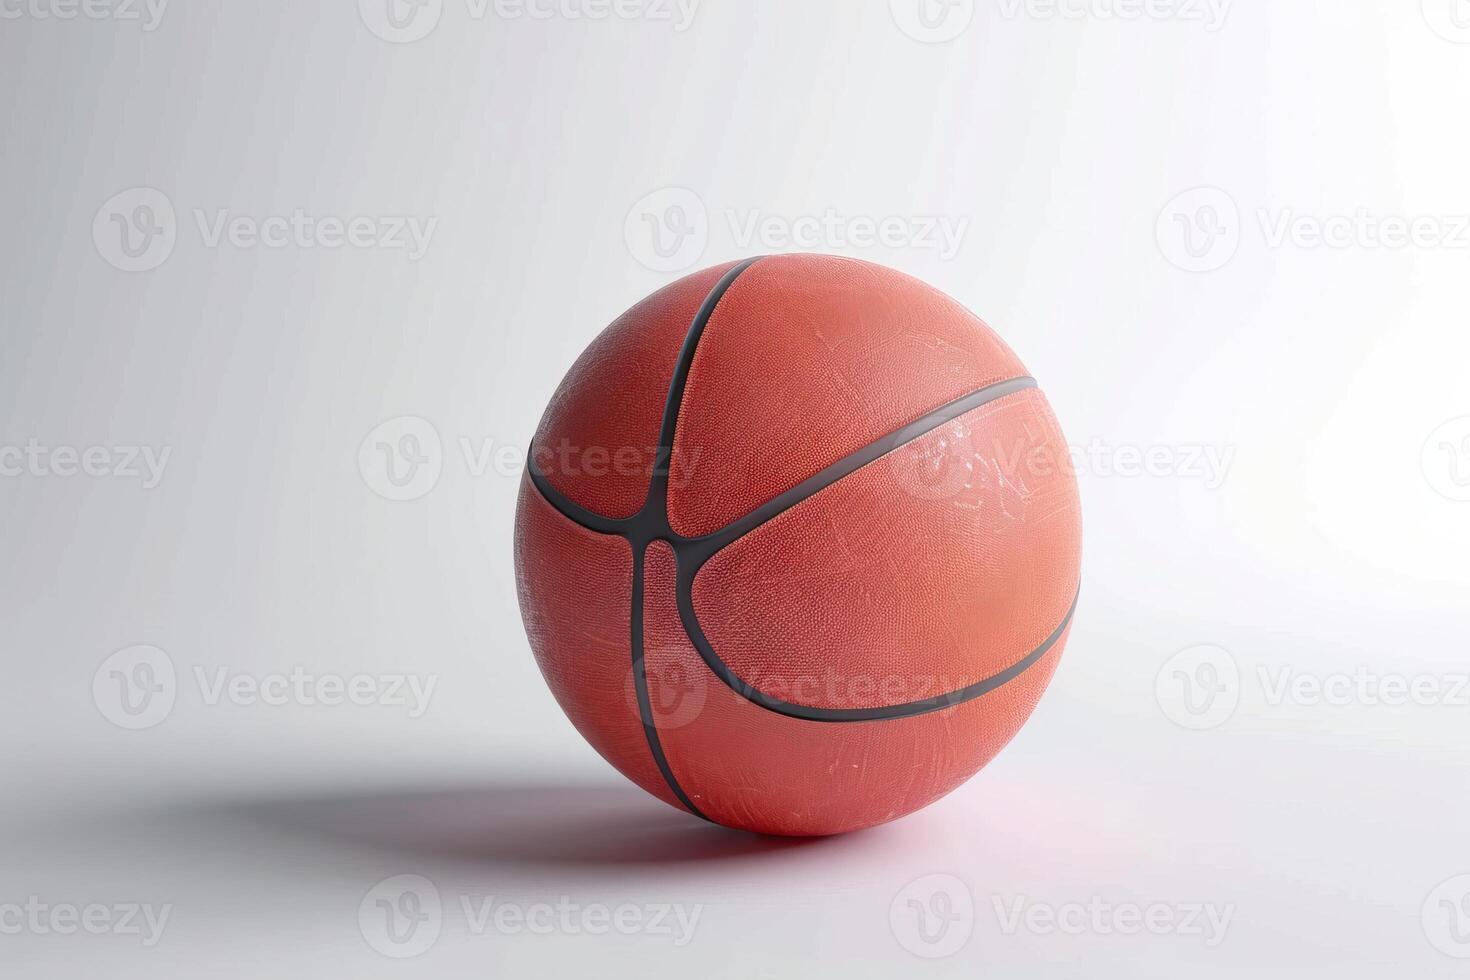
[3,1,1470,976]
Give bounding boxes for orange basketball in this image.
[514,255,1081,836]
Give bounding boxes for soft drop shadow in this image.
[185,777,844,870]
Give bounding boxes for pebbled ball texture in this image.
[514,254,1081,837]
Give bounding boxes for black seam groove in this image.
[528,374,1040,552]
[528,369,1069,722]
[679,375,1039,565]
[678,583,1078,722]
[525,257,1074,806]
[612,257,758,821]
[628,546,704,817]
[532,378,1077,710]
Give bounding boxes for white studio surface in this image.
[3,2,1469,976]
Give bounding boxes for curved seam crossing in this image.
[525,261,1073,785]
[528,375,1039,553]
[616,257,760,821]
[676,583,1079,722]
[528,374,1070,722]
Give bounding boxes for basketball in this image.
[514,254,1082,837]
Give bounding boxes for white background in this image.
[3,0,1470,976]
